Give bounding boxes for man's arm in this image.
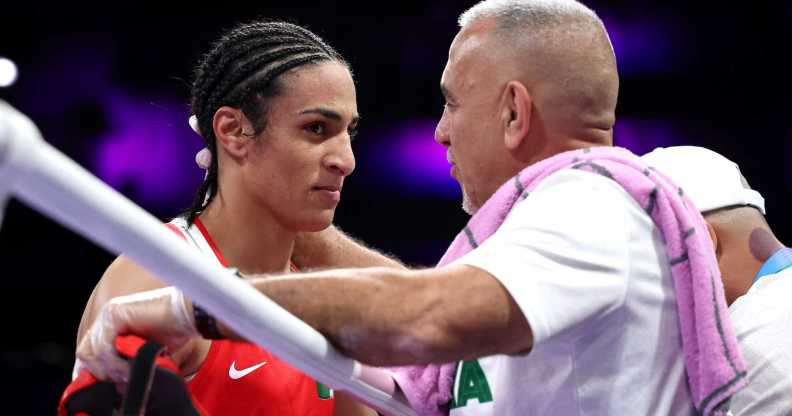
[293,225,407,270]
[217,265,533,366]
[77,265,532,381]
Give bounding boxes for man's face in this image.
[435,24,511,214]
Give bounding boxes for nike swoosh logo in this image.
[228,360,267,380]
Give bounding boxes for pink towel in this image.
[390,146,746,415]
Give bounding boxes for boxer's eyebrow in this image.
[299,108,361,125]
[300,108,341,120]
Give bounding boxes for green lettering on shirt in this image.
[316,381,333,400]
[451,359,493,409]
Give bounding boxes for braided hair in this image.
[186,20,347,224]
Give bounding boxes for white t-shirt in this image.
[449,169,695,415]
[728,267,792,415]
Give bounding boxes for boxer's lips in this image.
[313,185,342,203]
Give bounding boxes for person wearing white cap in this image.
[642,146,792,415]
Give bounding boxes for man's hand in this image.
[76,287,198,382]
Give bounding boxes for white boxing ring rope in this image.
[0,101,415,416]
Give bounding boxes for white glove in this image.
[76,287,198,382]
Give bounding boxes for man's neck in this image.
[749,228,784,265]
[715,214,783,304]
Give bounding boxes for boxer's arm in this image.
[77,257,164,345]
[76,257,207,375]
[293,225,406,270]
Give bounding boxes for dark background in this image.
[0,1,790,413]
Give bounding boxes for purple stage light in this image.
[359,119,461,198]
[362,117,682,198]
[601,16,681,75]
[13,40,202,211]
[614,118,683,156]
[18,41,115,120]
[92,92,203,209]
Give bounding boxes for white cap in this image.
[641,146,765,214]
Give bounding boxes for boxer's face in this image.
[436,23,513,214]
[241,61,358,232]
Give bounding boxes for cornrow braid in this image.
[201,46,322,120]
[185,20,348,225]
[196,37,312,110]
[229,54,331,131]
[191,22,337,123]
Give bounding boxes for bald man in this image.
[78,1,730,415]
[643,146,792,415]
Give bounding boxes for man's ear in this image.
[213,107,254,160]
[502,81,532,151]
[705,220,721,259]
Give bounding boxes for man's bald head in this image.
[458,0,619,143]
[435,0,620,214]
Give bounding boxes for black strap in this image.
[193,303,223,340]
[193,267,243,339]
[121,340,202,416]
[121,340,163,415]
